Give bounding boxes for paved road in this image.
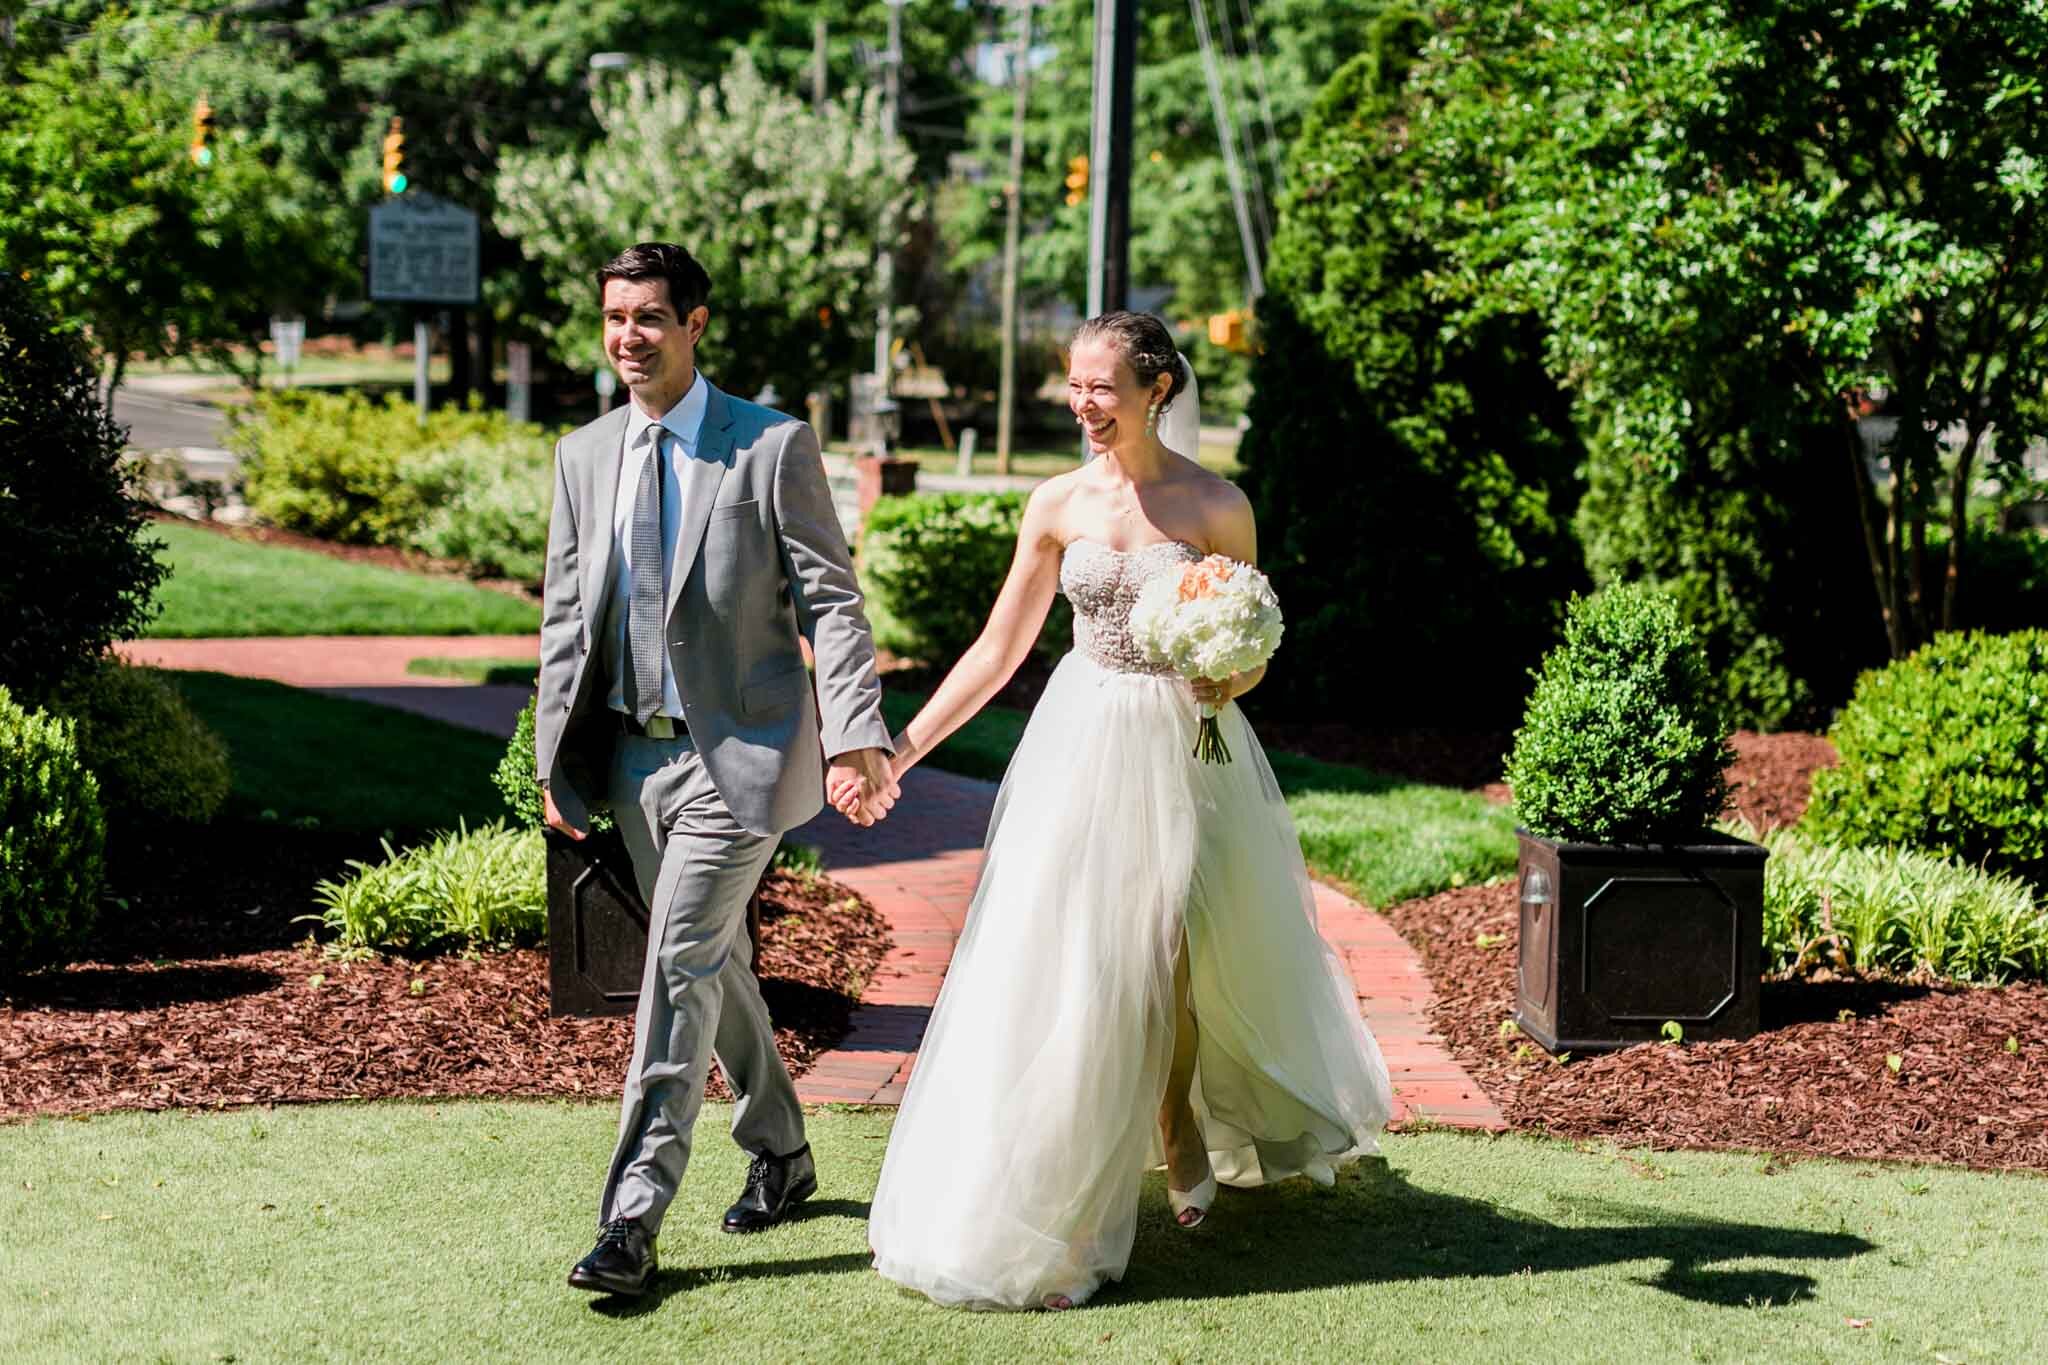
[112,380,229,452]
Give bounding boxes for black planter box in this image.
[1514,828,1767,1053]
[545,828,768,1018]
[546,827,650,1017]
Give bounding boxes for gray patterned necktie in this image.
[624,428,665,725]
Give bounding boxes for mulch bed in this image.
[1382,732,2048,1172]
[0,823,888,1121]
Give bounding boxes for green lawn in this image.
[170,671,510,833]
[1265,750,1519,907]
[884,687,1516,906]
[880,686,1029,785]
[145,519,540,638]
[407,655,542,685]
[2,1101,2040,1362]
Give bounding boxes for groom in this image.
[535,242,898,1297]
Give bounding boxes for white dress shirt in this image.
[605,371,708,719]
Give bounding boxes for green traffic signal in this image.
[389,172,408,194]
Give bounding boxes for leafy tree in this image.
[939,0,1388,395]
[1236,14,1586,727]
[0,272,167,707]
[1409,0,2048,663]
[494,51,918,403]
[12,0,986,382]
[0,12,345,398]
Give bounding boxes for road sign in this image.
[268,316,305,372]
[368,193,479,305]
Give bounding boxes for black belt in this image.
[616,711,686,739]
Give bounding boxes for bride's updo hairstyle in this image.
[1072,311,1188,413]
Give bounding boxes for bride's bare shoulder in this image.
[1184,463,1250,517]
[1021,470,1085,546]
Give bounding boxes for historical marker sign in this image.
[368,193,480,305]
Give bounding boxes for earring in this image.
[1144,401,1160,436]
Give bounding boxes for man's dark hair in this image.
[597,243,712,317]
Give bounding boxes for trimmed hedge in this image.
[1806,629,2048,883]
[1505,584,1732,843]
[56,659,230,827]
[0,687,106,975]
[232,391,554,582]
[858,492,1071,668]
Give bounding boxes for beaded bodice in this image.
[1059,537,1202,675]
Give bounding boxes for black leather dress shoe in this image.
[722,1143,818,1233]
[567,1217,657,1296]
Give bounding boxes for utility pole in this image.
[996,0,1034,476]
[1085,0,1137,316]
[872,0,906,456]
[812,17,828,110]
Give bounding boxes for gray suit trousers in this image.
[597,730,806,1235]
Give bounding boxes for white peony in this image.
[1128,556,1284,763]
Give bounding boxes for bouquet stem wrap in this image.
[1129,555,1284,765]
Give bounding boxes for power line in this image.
[1211,0,1272,261]
[1189,0,1264,299]
[1233,0,1286,198]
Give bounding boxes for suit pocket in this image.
[741,667,809,716]
[710,498,760,522]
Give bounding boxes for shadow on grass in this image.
[589,1252,878,1317]
[1110,1159,1875,1311]
[0,962,284,1011]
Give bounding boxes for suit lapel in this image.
[666,380,735,622]
[577,406,631,651]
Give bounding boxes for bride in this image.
[856,311,1392,1311]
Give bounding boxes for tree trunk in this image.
[1942,419,1991,631]
[1844,414,1903,657]
[101,349,128,414]
[449,308,473,404]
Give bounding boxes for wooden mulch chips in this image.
[0,868,887,1122]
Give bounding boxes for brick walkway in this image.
[118,635,539,736]
[130,634,1504,1132]
[794,768,1504,1132]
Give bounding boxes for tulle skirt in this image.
[867,652,1393,1310]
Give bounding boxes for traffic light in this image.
[1064,153,1089,207]
[1207,309,1252,354]
[189,95,216,168]
[381,116,409,195]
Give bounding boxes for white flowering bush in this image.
[494,50,919,404]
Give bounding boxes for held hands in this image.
[826,747,902,827]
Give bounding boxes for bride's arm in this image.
[1199,485,1267,707]
[888,486,1067,779]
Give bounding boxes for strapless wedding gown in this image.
[867,539,1393,1310]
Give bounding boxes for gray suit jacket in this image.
[533,380,891,836]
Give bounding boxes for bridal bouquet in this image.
[1129,555,1284,763]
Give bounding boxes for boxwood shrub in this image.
[1806,629,2048,882]
[858,492,1071,668]
[233,391,554,582]
[0,687,106,975]
[1505,584,1733,843]
[56,659,230,828]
